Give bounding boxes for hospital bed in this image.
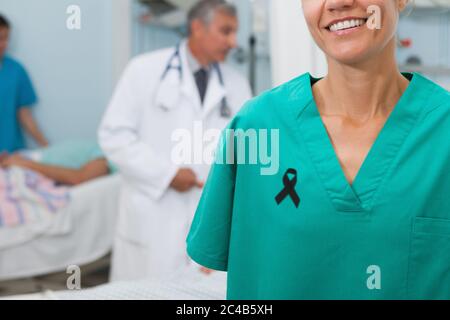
[2,267,227,300]
[0,174,121,281]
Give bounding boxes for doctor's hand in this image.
[170,168,204,192]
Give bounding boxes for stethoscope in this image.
[160,43,232,118]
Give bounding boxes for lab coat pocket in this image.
[407,217,450,300]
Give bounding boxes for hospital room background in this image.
[0,0,450,299]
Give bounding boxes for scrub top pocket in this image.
[407,217,450,300]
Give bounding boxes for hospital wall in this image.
[1,0,131,146]
[270,0,327,86]
[397,11,450,90]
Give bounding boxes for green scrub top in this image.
[187,72,450,300]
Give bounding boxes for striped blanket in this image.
[0,167,70,249]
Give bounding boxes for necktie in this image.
[194,68,208,104]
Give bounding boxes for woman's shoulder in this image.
[230,73,313,129]
[416,74,450,120]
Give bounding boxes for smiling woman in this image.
[186,0,450,300]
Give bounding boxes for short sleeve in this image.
[17,66,38,108]
[186,129,237,272]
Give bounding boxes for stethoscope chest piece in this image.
[220,99,232,118]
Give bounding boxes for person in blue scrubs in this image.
[0,14,48,154]
[187,0,450,300]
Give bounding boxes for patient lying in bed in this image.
[0,140,116,186]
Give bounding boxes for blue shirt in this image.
[0,55,38,153]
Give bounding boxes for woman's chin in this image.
[327,47,374,66]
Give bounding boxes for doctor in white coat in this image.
[99,0,252,282]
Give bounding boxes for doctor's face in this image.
[0,27,9,58]
[301,0,408,65]
[194,10,238,63]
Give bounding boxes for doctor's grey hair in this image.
[187,0,237,35]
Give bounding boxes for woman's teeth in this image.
[328,19,366,32]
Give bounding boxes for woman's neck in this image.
[315,40,410,122]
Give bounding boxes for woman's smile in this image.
[326,17,368,36]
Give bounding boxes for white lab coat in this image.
[99,41,252,282]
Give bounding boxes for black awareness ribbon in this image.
[275,169,300,208]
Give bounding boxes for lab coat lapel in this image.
[202,68,227,119]
[154,63,181,112]
[180,43,203,113]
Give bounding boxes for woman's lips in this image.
[325,18,369,36]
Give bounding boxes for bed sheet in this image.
[0,175,121,280]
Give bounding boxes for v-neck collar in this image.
[292,72,433,213]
